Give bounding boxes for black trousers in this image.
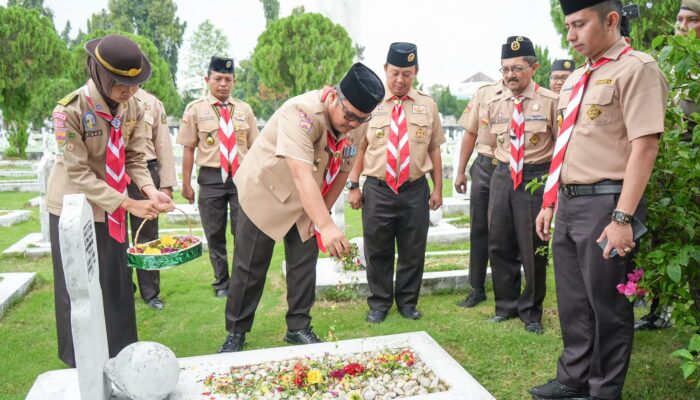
[198,166,240,291]
[468,154,497,290]
[488,163,549,324]
[554,191,646,399]
[225,207,318,332]
[128,162,160,301]
[50,213,138,367]
[362,176,430,312]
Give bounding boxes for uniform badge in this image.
[376,129,385,138]
[299,111,313,132]
[557,113,564,128]
[125,120,137,131]
[408,53,415,63]
[412,104,426,114]
[161,113,167,124]
[67,143,74,151]
[234,123,240,131]
[206,135,215,145]
[564,61,572,69]
[52,112,67,129]
[55,130,67,148]
[234,110,246,120]
[226,60,232,68]
[511,41,521,51]
[83,112,97,132]
[111,117,121,130]
[587,105,602,121]
[481,118,488,128]
[416,128,425,140]
[85,130,103,138]
[595,79,612,85]
[529,135,540,145]
[532,104,540,111]
[204,109,210,115]
[498,135,505,145]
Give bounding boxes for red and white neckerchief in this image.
[315,86,348,253]
[216,101,239,183]
[83,85,127,243]
[386,95,410,194]
[509,96,526,189]
[541,46,632,208]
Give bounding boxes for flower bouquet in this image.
[331,243,363,272]
[127,209,202,270]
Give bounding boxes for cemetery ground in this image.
[0,188,697,400]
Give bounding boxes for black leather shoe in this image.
[219,332,246,353]
[215,288,228,298]
[457,289,487,308]
[529,379,589,399]
[366,310,387,323]
[634,312,670,331]
[284,327,322,345]
[398,307,422,320]
[145,297,164,310]
[525,322,544,335]
[488,315,515,323]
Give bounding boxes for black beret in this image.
[559,0,609,16]
[339,63,385,114]
[85,34,152,85]
[209,56,234,74]
[552,59,576,72]
[386,42,418,68]
[502,37,536,59]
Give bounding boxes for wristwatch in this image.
[611,209,633,225]
[346,180,360,190]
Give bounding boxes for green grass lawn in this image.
[0,185,698,399]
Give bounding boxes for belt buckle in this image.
[563,185,574,197]
[491,158,498,166]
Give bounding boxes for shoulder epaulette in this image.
[57,91,79,106]
[627,51,655,64]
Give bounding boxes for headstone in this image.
[429,208,443,227]
[331,195,345,233]
[38,154,55,243]
[59,194,110,400]
[104,342,180,400]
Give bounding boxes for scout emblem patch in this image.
[564,61,572,69]
[587,105,602,121]
[234,110,246,120]
[412,104,426,114]
[532,104,540,111]
[407,53,415,63]
[206,134,215,145]
[111,117,121,130]
[511,41,521,51]
[299,111,313,132]
[416,128,425,140]
[52,112,67,129]
[125,120,137,131]
[83,111,97,132]
[557,113,564,128]
[529,135,540,145]
[55,130,67,148]
[376,129,385,138]
[481,118,488,128]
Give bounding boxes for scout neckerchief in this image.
[386,95,410,194]
[510,96,526,189]
[316,86,348,253]
[542,46,632,208]
[83,84,127,243]
[215,101,239,183]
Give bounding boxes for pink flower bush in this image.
[617,268,646,300]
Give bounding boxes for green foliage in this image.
[180,19,231,93]
[428,85,467,120]
[0,6,69,158]
[533,45,553,89]
[549,0,678,54]
[7,0,52,20]
[66,30,181,115]
[232,59,286,121]
[637,32,700,386]
[260,0,279,26]
[252,12,354,97]
[89,0,186,83]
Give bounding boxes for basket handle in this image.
[133,207,193,246]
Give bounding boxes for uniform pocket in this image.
[582,85,615,125]
[409,114,430,143]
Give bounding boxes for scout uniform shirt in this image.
[234,89,364,243]
[47,79,154,223]
[487,81,559,164]
[556,38,668,185]
[134,89,177,189]
[458,81,504,159]
[360,87,446,180]
[176,93,259,168]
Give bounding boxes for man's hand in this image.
[429,190,442,211]
[536,207,554,241]
[160,187,173,199]
[121,198,161,220]
[454,172,468,194]
[597,222,635,259]
[347,188,363,210]
[143,186,175,212]
[318,223,350,257]
[181,184,195,204]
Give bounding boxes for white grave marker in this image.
[331,195,345,233]
[59,194,110,400]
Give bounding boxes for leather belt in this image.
[495,160,550,173]
[561,180,623,197]
[477,153,498,166]
[366,176,426,193]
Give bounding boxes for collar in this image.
[87,79,127,115]
[383,86,417,102]
[207,93,233,106]
[591,37,629,64]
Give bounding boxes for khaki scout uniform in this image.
[457,81,503,293]
[176,94,259,292]
[552,38,668,399]
[359,87,445,312]
[485,80,558,324]
[128,89,178,302]
[47,79,154,367]
[225,89,364,333]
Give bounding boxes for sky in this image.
[3,0,571,89]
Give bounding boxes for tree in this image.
[232,59,286,120]
[533,45,553,89]
[7,0,53,20]
[179,20,231,96]
[549,0,679,54]
[66,30,182,115]
[89,0,186,83]
[0,6,69,158]
[260,0,279,26]
[428,84,467,120]
[60,20,71,43]
[252,12,354,97]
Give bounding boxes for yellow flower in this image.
[160,236,176,247]
[306,369,322,384]
[143,247,161,255]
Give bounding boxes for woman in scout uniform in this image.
[47,34,174,367]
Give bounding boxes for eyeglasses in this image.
[499,65,531,75]
[337,94,372,124]
[550,75,570,82]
